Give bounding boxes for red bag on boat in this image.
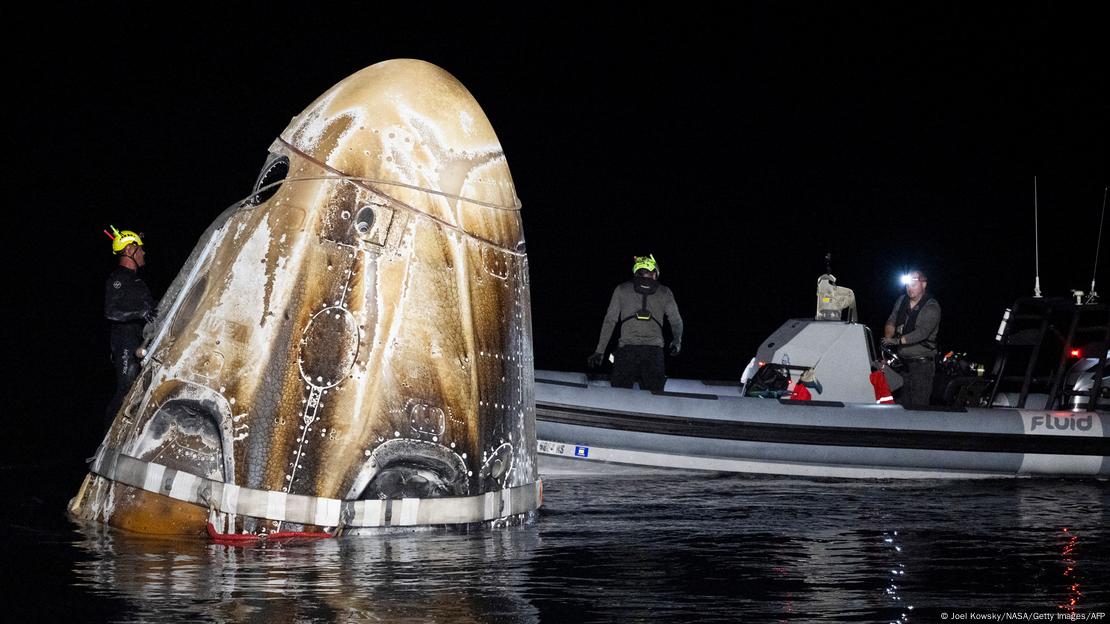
[870,370,894,404]
[789,380,812,401]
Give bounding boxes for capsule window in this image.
[250,155,290,205]
[354,206,375,236]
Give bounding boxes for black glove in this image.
[143,308,158,324]
[669,343,681,356]
[587,352,605,368]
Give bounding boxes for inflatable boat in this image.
[536,284,1109,479]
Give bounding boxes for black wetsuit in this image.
[105,266,154,428]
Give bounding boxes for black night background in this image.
[1,4,1108,621]
[5,3,1108,498]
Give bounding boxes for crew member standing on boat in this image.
[588,254,683,392]
[104,226,156,430]
[882,269,941,406]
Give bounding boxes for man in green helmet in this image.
[588,254,683,392]
[104,226,156,429]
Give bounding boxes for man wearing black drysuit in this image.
[104,228,155,429]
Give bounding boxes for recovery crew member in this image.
[104,226,156,429]
[882,269,941,406]
[588,254,683,392]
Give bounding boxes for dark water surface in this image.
[5,462,1108,623]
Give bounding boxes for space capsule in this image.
[69,59,541,536]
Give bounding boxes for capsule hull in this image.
[71,60,540,535]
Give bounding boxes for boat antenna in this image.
[1088,186,1107,304]
[1033,176,1042,298]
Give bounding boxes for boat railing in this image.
[986,297,1109,411]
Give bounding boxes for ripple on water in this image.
[3,468,1107,622]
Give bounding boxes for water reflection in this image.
[73,524,542,623]
[25,474,1109,622]
[1059,527,1081,614]
[882,530,913,623]
[1015,482,1106,614]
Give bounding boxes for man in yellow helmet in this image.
[103,226,156,428]
[588,254,683,392]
